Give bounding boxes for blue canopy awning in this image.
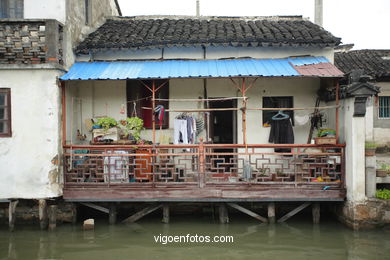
[60,57,343,80]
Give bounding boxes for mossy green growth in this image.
[96,117,118,130]
[365,142,377,149]
[376,189,390,200]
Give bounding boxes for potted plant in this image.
[314,129,337,145]
[365,142,377,156]
[124,117,144,142]
[377,163,390,177]
[96,117,118,130]
[376,189,390,200]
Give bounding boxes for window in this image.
[262,96,294,125]
[0,89,11,137]
[379,96,390,119]
[0,0,23,18]
[126,80,169,129]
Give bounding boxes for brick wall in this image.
[0,20,63,65]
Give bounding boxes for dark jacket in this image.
[269,118,294,152]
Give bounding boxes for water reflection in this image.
[0,218,389,260]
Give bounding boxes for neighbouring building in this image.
[0,0,120,201]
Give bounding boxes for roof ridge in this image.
[110,15,305,21]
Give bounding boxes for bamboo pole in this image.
[335,80,340,143]
[142,107,240,112]
[247,105,340,111]
[155,97,247,102]
[142,106,338,112]
[152,80,156,144]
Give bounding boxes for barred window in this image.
[0,0,24,18]
[379,96,390,119]
[0,89,11,137]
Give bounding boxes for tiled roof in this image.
[335,50,390,79]
[76,16,341,54]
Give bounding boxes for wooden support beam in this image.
[162,204,170,224]
[227,203,268,223]
[277,202,311,223]
[218,203,229,224]
[268,202,276,224]
[38,199,48,230]
[71,203,77,224]
[122,204,162,223]
[48,205,57,230]
[312,203,320,224]
[80,202,109,214]
[8,200,18,232]
[109,203,117,225]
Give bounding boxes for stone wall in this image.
[335,199,390,230]
[0,19,63,65]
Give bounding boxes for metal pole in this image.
[152,80,156,144]
[335,80,340,143]
[242,78,247,146]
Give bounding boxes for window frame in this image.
[378,96,390,119]
[0,88,12,137]
[262,96,294,125]
[0,0,24,18]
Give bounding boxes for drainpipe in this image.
[314,0,323,27]
[196,0,200,16]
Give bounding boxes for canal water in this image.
[1,216,389,260]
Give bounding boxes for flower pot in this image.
[376,170,388,177]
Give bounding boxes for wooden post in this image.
[218,203,229,224]
[122,204,162,223]
[109,203,117,225]
[48,205,57,230]
[312,203,320,224]
[162,204,170,224]
[8,200,18,232]
[241,78,247,146]
[335,80,340,143]
[61,81,66,147]
[199,137,205,188]
[71,203,77,224]
[268,202,276,224]
[152,80,156,144]
[38,199,48,230]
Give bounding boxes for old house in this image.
[0,0,120,226]
[58,15,381,224]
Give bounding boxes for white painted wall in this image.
[373,82,390,145]
[24,0,66,23]
[0,70,62,199]
[83,46,334,62]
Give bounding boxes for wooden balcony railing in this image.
[63,143,345,191]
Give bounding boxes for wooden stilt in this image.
[218,203,229,224]
[48,205,57,230]
[312,203,320,224]
[227,203,267,223]
[8,200,18,232]
[162,204,170,224]
[268,202,276,224]
[39,199,48,230]
[122,204,162,223]
[277,202,311,223]
[109,203,117,225]
[71,203,77,224]
[80,202,109,214]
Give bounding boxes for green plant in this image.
[125,117,144,141]
[96,117,118,130]
[365,142,377,149]
[376,189,390,200]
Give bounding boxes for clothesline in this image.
[141,105,340,113]
[155,97,247,102]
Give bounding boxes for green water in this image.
[1,217,389,260]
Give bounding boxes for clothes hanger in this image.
[272,110,290,120]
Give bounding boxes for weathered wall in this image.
[24,0,67,24]
[65,77,319,146]
[64,0,119,68]
[373,82,390,145]
[0,69,62,199]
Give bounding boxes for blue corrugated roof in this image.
[60,57,338,80]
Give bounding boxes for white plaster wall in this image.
[343,98,366,202]
[24,0,66,23]
[373,82,390,145]
[67,77,320,145]
[65,80,126,145]
[85,46,334,62]
[0,70,62,199]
